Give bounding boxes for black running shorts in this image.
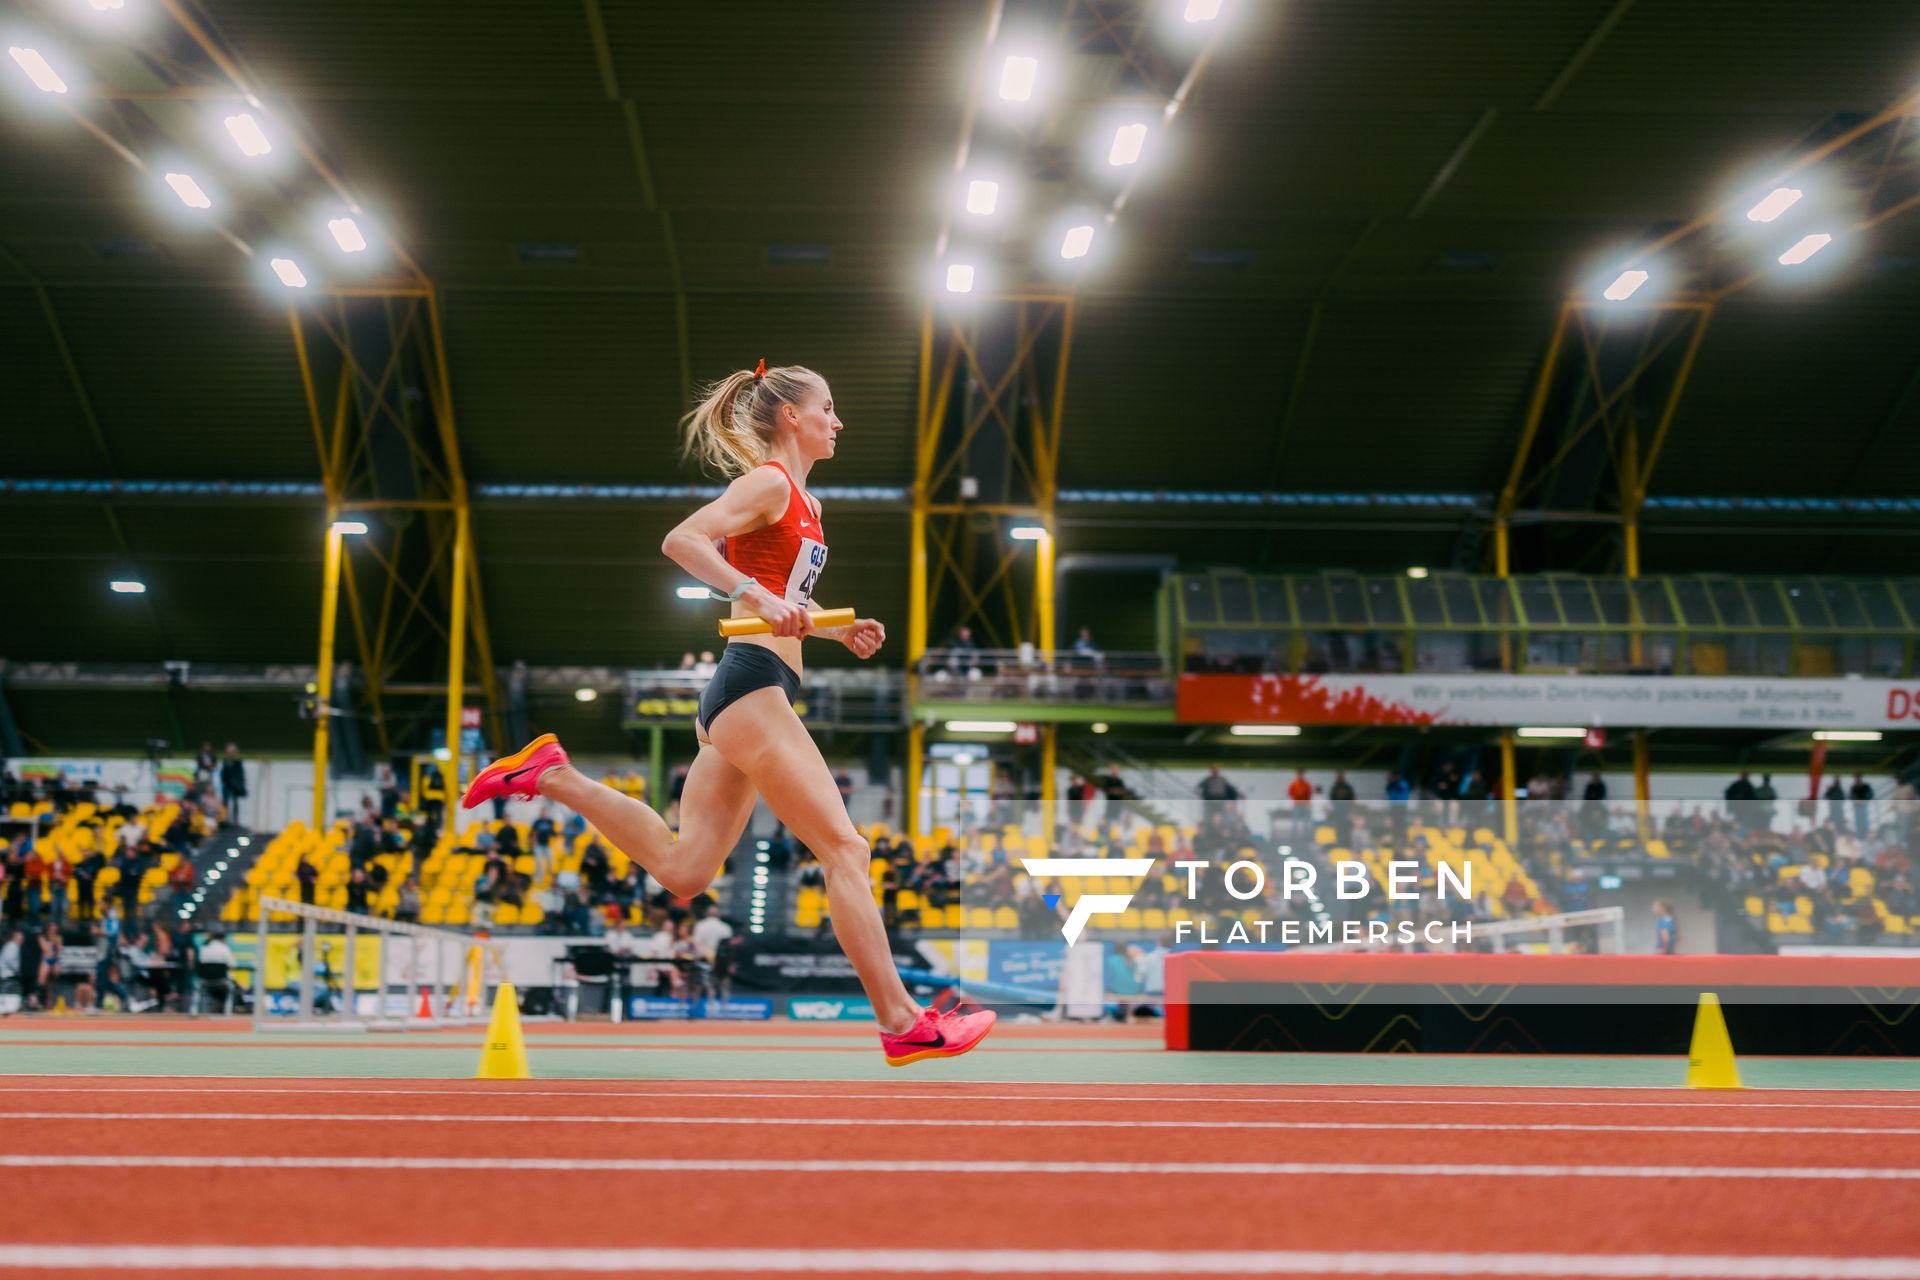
[696,643,803,733]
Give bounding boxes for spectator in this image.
[1824,777,1847,830]
[1651,898,1678,955]
[0,926,20,1014]
[345,867,369,916]
[1580,774,1608,841]
[219,744,248,826]
[75,844,103,923]
[46,852,70,928]
[1752,773,1778,832]
[1385,772,1411,847]
[375,763,402,819]
[195,742,217,785]
[944,625,983,679]
[691,901,733,963]
[1286,769,1314,848]
[395,876,421,924]
[294,856,318,907]
[114,846,144,924]
[1196,765,1239,805]
[1724,771,1757,828]
[1071,626,1101,664]
[1850,774,1874,839]
[349,814,378,870]
[693,651,719,679]
[418,767,447,827]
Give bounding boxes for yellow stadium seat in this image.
[993,906,1019,930]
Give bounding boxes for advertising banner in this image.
[786,996,876,1021]
[626,996,774,1021]
[1177,672,1919,729]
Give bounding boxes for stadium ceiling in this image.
[4,0,1920,678]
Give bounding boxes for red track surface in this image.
[0,1077,1917,1277]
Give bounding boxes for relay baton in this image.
[718,607,856,637]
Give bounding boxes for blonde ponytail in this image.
[678,362,824,478]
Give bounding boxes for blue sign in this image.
[626,996,774,1021]
[786,996,875,1022]
[987,940,1068,994]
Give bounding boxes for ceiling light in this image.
[223,113,272,157]
[965,179,999,216]
[1602,269,1648,301]
[1090,722,1109,734]
[1108,123,1148,167]
[1008,525,1047,541]
[330,520,367,535]
[8,47,67,94]
[574,688,598,703]
[1061,225,1095,259]
[1184,0,1223,19]
[676,585,711,601]
[1778,233,1831,266]
[89,0,126,8]
[164,172,212,210]
[998,55,1037,101]
[1229,724,1301,737]
[431,747,451,761]
[269,258,308,288]
[1745,187,1802,223]
[945,263,976,294]
[327,217,367,252]
[1812,730,1882,742]
[1516,726,1586,739]
[109,580,146,594]
[1406,566,1430,579]
[945,720,1016,734]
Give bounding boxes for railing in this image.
[915,649,1172,705]
[623,666,906,730]
[1175,571,1920,678]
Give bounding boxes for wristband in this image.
[711,579,756,603]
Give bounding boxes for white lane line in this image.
[0,1085,1916,1110]
[0,1245,1918,1276]
[3,1110,1915,1137]
[3,1154,1917,1179]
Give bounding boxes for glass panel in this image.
[1866,636,1906,676]
[1516,578,1562,628]
[1669,578,1716,627]
[1217,574,1254,624]
[1707,580,1753,628]
[1746,581,1790,628]
[1476,578,1520,629]
[1254,577,1292,625]
[1365,576,1406,626]
[1405,576,1446,625]
[1292,576,1331,625]
[1900,583,1920,631]
[1593,579,1632,626]
[1557,579,1600,626]
[1632,579,1675,626]
[1180,575,1217,624]
[1327,576,1368,626]
[1820,582,1866,629]
[1784,580,1832,627]
[1439,576,1482,626]
[1855,581,1903,631]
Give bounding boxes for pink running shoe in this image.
[880,1005,997,1067]
[461,733,568,811]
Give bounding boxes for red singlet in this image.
[724,461,828,607]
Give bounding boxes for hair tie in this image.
[751,358,766,383]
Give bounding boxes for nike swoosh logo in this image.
[893,1031,945,1049]
[501,765,537,785]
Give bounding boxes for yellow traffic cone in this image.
[475,983,530,1080]
[1685,991,1742,1090]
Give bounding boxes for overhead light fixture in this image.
[1008,525,1047,541]
[89,0,126,8]
[109,580,147,594]
[270,258,308,288]
[330,519,368,535]
[8,47,67,94]
[1184,0,1223,19]
[1090,722,1110,734]
[1406,566,1430,579]
[998,55,1037,101]
[1812,730,1882,743]
[1778,233,1831,266]
[945,263,976,294]
[575,687,598,703]
[965,180,999,216]
[1517,726,1586,739]
[431,747,451,761]
[676,585,711,601]
[1745,187,1802,223]
[1230,724,1301,737]
[1061,225,1095,260]
[327,217,367,252]
[223,113,272,157]
[1108,123,1148,167]
[945,720,1017,733]
[164,172,213,210]
[1602,269,1648,301]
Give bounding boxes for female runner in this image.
[462,360,994,1066]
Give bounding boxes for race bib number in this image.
[786,538,827,607]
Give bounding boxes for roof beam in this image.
[581,0,691,407]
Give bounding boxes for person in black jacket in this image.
[219,745,248,827]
